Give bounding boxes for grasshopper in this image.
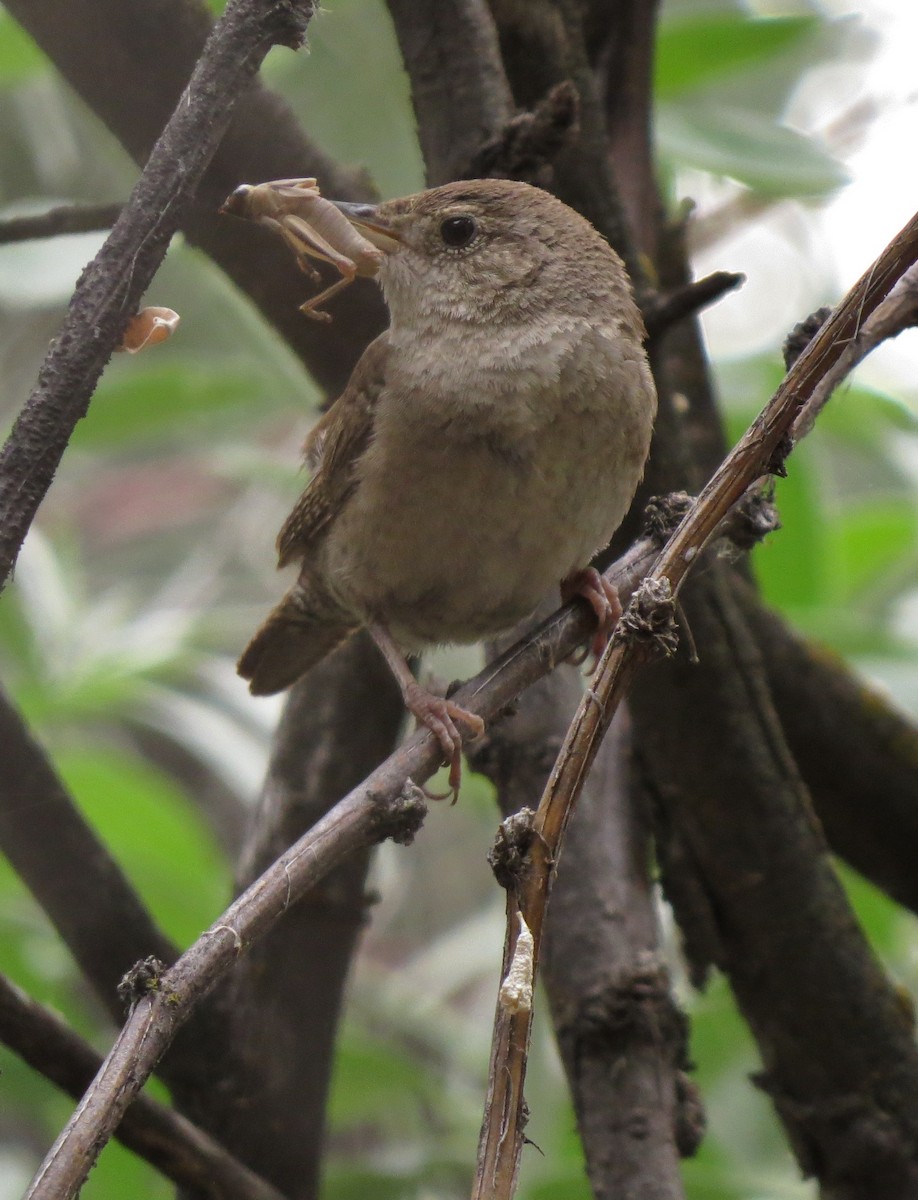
[221,178,386,320]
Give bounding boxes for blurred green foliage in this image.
[0,1,916,1199]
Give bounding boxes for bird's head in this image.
[334,179,631,333]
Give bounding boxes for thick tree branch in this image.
[634,568,918,1199]
[486,0,644,283]
[199,634,405,1199]
[743,586,918,914]
[0,972,288,1200]
[544,714,697,1199]
[591,0,663,261]
[0,0,318,593]
[387,0,514,187]
[0,683,277,1174]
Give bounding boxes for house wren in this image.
[238,179,657,792]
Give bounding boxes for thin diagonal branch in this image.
[4,0,386,397]
[201,634,405,1198]
[0,972,288,1200]
[0,0,315,592]
[0,202,123,243]
[472,205,918,1200]
[792,260,918,439]
[21,534,660,1200]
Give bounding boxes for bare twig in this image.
[21,536,660,1200]
[471,206,918,1199]
[463,81,580,186]
[0,202,123,243]
[792,260,918,439]
[0,0,316,592]
[470,681,693,1198]
[644,270,745,340]
[0,973,288,1200]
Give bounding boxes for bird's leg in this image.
[368,623,485,800]
[561,567,622,669]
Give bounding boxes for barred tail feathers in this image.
[238,583,356,695]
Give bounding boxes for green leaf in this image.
[71,361,276,451]
[656,15,818,100]
[817,381,918,451]
[658,103,848,197]
[324,1170,418,1200]
[835,861,905,956]
[752,448,833,612]
[831,501,918,602]
[0,14,47,85]
[54,746,229,947]
[329,1030,432,1127]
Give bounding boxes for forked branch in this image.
[471,205,918,1200]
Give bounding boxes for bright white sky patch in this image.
[698,0,918,400]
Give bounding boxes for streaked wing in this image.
[276,334,389,567]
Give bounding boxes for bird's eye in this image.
[440,215,478,249]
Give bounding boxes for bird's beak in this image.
[330,201,402,255]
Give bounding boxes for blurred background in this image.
[0,0,917,1196]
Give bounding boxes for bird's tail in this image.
[238,582,357,695]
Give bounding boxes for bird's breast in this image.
[318,325,655,647]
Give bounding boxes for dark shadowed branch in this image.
[469,662,693,1199]
[197,634,405,1199]
[743,586,918,914]
[485,0,644,284]
[0,203,123,244]
[0,687,178,1017]
[0,973,288,1200]
[632,566,918,1200]
[387,0,514,187]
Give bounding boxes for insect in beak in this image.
[221,178,400,320]
[326,201,402,257]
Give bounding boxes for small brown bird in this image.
[238,179,656,792]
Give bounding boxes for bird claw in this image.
[561,567,623,673]
[403,682,484,803]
